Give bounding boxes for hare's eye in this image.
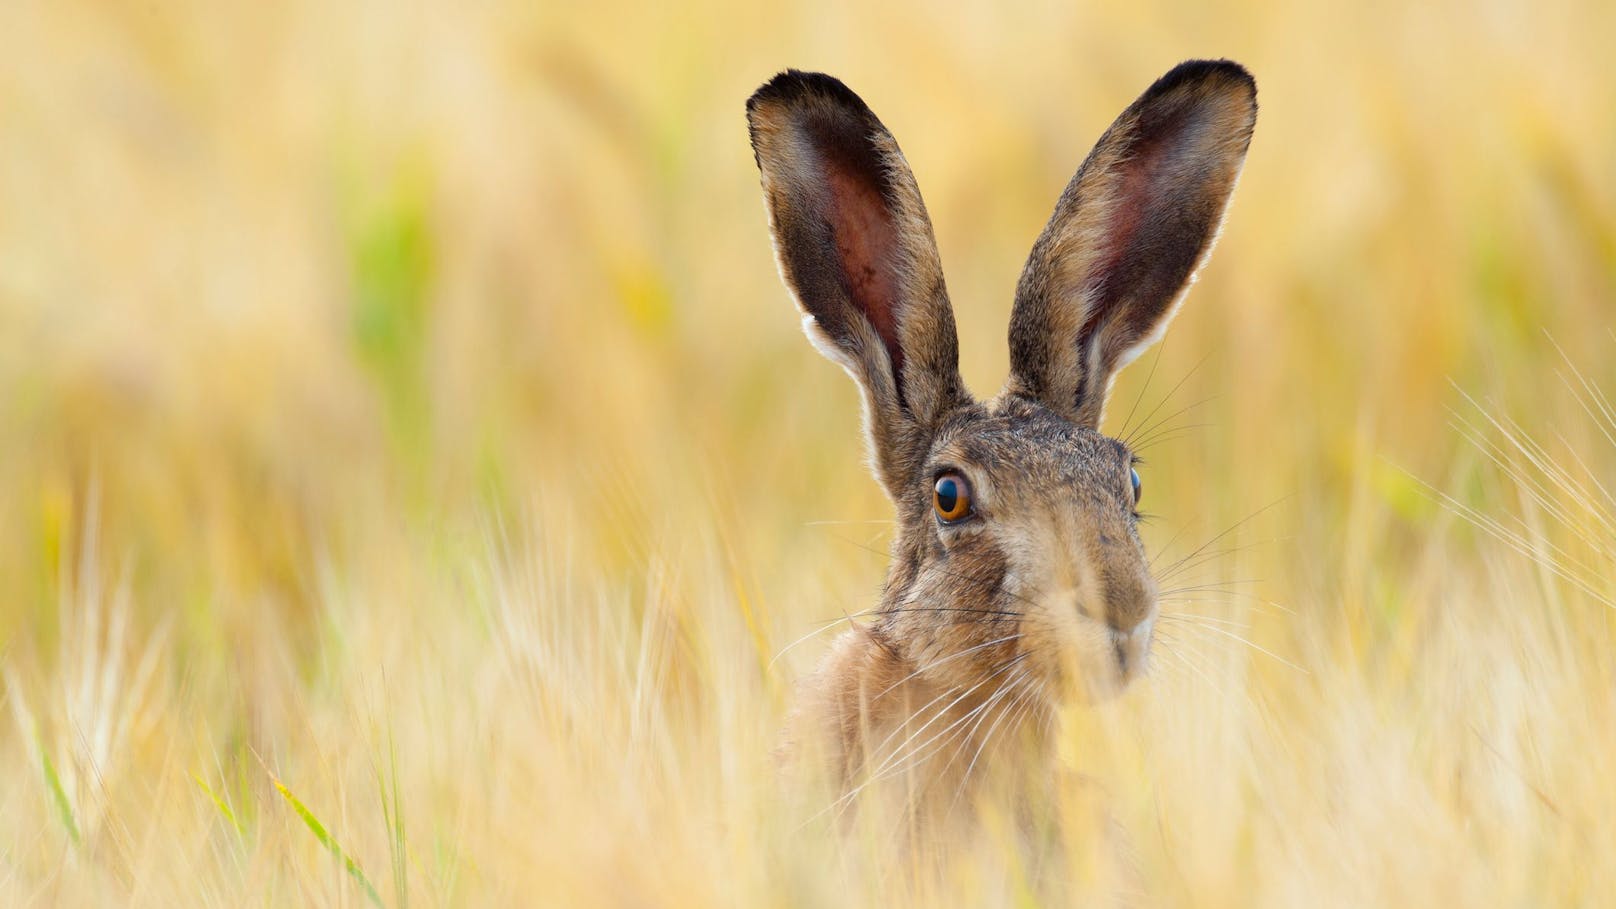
[1130,467,1143,505]
[933,472,974,523]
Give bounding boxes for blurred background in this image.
[1,0,1613,904]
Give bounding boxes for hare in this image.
[747,61,1257,803]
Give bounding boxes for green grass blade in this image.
[192,771,245,836]
[271,773,385,908]
[40,750,79,846]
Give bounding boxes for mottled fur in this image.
[746,61,1258,802]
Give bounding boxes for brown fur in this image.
[1007,61,1258,429]
[747,62,1258,810]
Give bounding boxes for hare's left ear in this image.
[1006,60,1257,429]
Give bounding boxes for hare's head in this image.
[748,62,1255,707]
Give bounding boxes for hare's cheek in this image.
[925,537,1006,593]
[933,515,990,551]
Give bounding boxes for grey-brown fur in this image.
[1008,61,1258,428]
[747,61,1257,805]
[747,71,969,497]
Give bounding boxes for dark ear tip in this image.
[1153,58,1258,109]
[745,70,873,121]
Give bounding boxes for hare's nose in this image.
[1105,576,1156,636]
[1105,576,1155,677]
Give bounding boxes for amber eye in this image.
[1130,467,1143,505]
[933,472,974,523]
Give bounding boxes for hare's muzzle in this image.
[1105,575,1157,680]
[1050,576,1157,700]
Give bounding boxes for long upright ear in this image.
[1006,60,1257,429]
[747,71,969,497]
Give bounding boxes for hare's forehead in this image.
[928,410,1127,486]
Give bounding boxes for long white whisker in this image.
[818,655,1033,823]
[865,654,1030,780]
[947,679,1039,818]
[1165,622,1308,674]
[872,634,1025,702]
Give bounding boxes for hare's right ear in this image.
[747,71,969,497]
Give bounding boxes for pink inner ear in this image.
[825,164,905,381]
[1092,133,1172,304]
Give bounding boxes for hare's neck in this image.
[815,628,1050,803]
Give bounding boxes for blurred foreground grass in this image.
[1,0,1614,904]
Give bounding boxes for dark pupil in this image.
[936,478,959,513]
[1130,468,1142,503]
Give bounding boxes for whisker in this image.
[826,659,1030,820]
[1130,421,1216,454]
[1120,353,1212,449]
[1127,401,1217,451]
[1150,631,1241,705]
[947,677,1040,817]
[1158,581,1265,600]
[866,653,1031,780]
[1117,341,1168,442]
[872,633,1025,702]
[1161,621,1307,674]
[1159,587,1296,616]
[856,653,1030,786]
[1149,499,1288,580]
[1127,394,1220,449]
[1154,539,1278,581]
[937,669,1029,783]
[768,612,864,667]
[1146,519,1195,566]
[1158,612,1251,630]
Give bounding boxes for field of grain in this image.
[2,0,1614,904]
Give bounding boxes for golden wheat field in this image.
[2,0,1615,904]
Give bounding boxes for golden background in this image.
[1,0,1612,903]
